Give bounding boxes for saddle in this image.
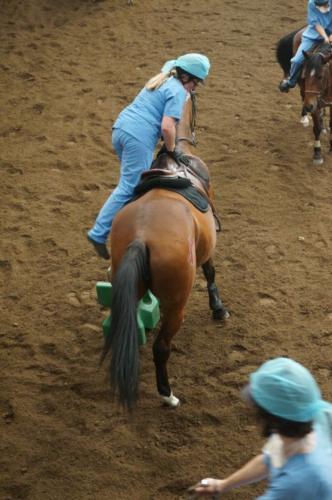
[134,153,222,230]
[141,153,210,196]
[292,28,306,56]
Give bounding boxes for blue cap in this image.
[248,358,328,422]
[314,0,329,5]
[161,53,210,80]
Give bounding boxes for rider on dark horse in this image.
[280,0,332,92]
[87,53,210,260]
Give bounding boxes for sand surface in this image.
[1,0,332,498]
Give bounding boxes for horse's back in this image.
[110,189,215,301]
[111,190,194,259]
[110,190,196,304]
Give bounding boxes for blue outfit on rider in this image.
[87,53,210,259]
[281,0,332,90]
[88,77,187,246]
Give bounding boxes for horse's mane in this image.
[305,53,324,73]
[304,43,332,73]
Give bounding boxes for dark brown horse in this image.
[102,92,229,409]
[277,29,332,165]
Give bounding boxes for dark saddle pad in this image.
[133,175,209,213]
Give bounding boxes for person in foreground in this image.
[87,53,210,259]
[279,0,332,92]
[189,357,332,499]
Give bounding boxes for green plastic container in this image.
[96,279,159,346]
[96,281,112,307]
[139,290,160,329]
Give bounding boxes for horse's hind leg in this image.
[202,259,229,320]
[153,309,185,408]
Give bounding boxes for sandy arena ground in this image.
[1,0,332,498]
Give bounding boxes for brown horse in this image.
[102,92,229,409]
[301,45,332,165]
[277,29,332,164]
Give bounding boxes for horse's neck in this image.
[176,137,193,155]
[311,45,332,102]
[176,96,194,154]
[321,62,332,101]
[327,62,332,92]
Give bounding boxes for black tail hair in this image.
[101,240,149,410]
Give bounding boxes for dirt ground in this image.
[1,0,332,499]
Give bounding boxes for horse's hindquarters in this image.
[111,190,197,289]
[111,190,217,305]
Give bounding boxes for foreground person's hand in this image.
[187,477,228,497]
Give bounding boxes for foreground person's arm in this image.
[189,454,268,496]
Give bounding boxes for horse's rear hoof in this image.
[313,157,324,166]
[161,392,180,408]
[213,308,230,320]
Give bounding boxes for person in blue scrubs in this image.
[280,0,332,92]
[87,53,210,259]
[189,357,332,499]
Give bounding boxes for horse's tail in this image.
[276,29,299,76]
[101,240,149,410]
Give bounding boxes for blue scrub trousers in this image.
[289,37,319,85]
[88,128,154,244]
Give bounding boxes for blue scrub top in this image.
[303,0,332,39]
[259,406,332,500]
[113,76,187,150]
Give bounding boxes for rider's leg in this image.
[279,37,314,92]
[88,128,153,252]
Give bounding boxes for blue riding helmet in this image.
[314,0,329,5]
[245,357,329,422]
[161,53,210,80]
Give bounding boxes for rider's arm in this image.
[314,23,329,42]
[161,115,177,151]
[307,1,330,42]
